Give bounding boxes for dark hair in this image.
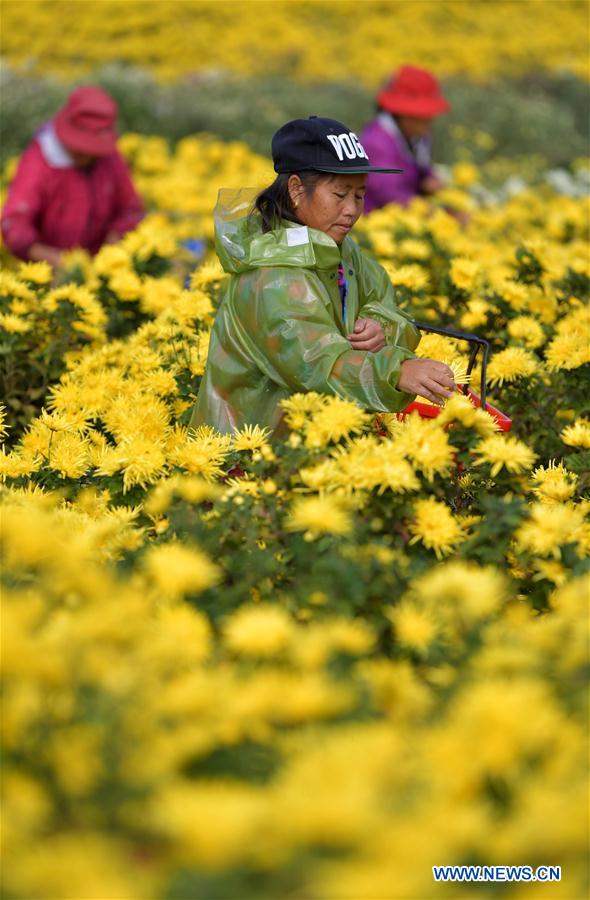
[253,171,332,233]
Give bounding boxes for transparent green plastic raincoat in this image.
[191,189,420,436]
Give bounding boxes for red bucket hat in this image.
[377,65,450,118]
[54,86,118,156]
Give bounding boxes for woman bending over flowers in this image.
[192,116,456,436]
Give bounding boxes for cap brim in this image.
[313,166,404,174]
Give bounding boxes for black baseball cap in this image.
[271,116,403,175]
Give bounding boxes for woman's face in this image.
[396,115,433,139]
[67,148,96,168]
[289,173,367,244]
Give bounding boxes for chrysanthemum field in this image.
[1,132,588,899]
[2,0,587,83]
[1,0,590,894]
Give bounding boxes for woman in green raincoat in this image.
[192,116,456,436]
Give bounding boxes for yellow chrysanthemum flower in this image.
[531,461,578,505]
[394,416,454,482]
[413,560,506,621]
[487,347,539,386]
[109,270,143,302]
[369,229,396,258]
[190,260,225,289]
[47,432,91,480]
[527,289,559,325]
[144,474,220,516]
[450,257,479,292]
[164,288,213,326]
[453,161,479,186]
[0,271,35,301]
[428,207,461,244]
[143,542,221,597]
[389,602,438,652]
[544,330,590,371]
[86,436,120,474]
[437,393,499,437]
[224,475,259,498]
[304,397,371,449]
[93,244,131,277]
[533,559,568,586]
[554,305,590,337]
[561,418,590,449]
[299,458,341,492]
[0,312,32,334]
[408,498,466,559]
[0,447,41,480]
[280,392,326,430]
[436,185,474,212]
[39,409,83,434]
[232,424,271,452]
[474,435,536,476]
[386,264,429,291]
[327,437,420,495]
[286,495,352,537]
[140,276,181,315]
[507,315,546,349]
[172,443,228,481]
[397,238,431,261]
[460,298,491,330]
[494,279,529,311]
[224,605,295,658]
[18,260,53,285]
[374,453,421,494]
[8,297,32,316]
[414,332,460,362]
[118,437,167,492]
[168,426,231,480]
[550,572,590,615]
[446,358,471,387]
[515,503,586,559]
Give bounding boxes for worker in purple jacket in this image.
[360,66,451,213]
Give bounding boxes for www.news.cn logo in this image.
[432,865,561,883]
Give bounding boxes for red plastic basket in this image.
[400,321,512,432]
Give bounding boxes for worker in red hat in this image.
[1,86,144,266]
[359,66,450,213]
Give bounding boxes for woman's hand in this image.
[347,318,386,352]
[27,242,63,269]
[398,358,457,405]
[420,174,445,195]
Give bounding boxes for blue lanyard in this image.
[337,262,348,322]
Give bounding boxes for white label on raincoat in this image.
[286,226,309,247]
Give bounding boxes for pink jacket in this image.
[1,122,144,259]
[360,114,434,213]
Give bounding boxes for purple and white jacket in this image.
[360,113,434,213]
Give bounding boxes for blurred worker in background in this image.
[360,65,450,213]
[1,86,144,266]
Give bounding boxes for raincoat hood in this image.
[214,187,343,275]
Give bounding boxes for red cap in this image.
[54,86,118,156]
[377,66,451,118]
